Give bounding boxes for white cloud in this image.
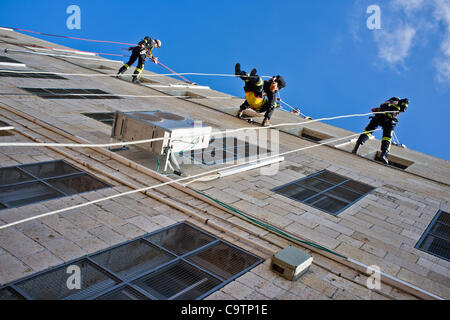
[374,25,416,64]
[433,0,450,84]
[392,0,426,13]
[366,0,450,84]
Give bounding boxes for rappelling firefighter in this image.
[116,36,161,83]
[352,97,409,164]
[235,63,286,127]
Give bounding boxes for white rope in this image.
[0,129,380,231]
[0,92,236,100]
[4,48,124,63]
[0,111,397,148]
[0,69,272,79]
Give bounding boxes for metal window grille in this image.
[0,70,66,79]
[179,136,272,165]
[416,210,450,262]
[0,222,263,300]
[272,170,375,216]
[19,88,121,99]
[0,160,110,210]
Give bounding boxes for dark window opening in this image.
[416,210,450,262]
[0,70,66,79]
[272,170,375,216]
[0,56,22,64]
[300,128,333,142]
[0,222,263,300]
[0,160,110,210]
[0,120,13,136]
[83,112,115,126]
[374,151,414,170]
[20,88,121,100]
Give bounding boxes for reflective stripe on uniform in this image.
[364,131,372,137]
[382,137,392,142]
[135,67,144,76]
[124,64,129,69]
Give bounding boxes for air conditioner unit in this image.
[271,246,313,281]
[111,110,212,174]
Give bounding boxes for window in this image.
[83,112,115,126]
[416,210,450,261]
[0,120,13,136]
[300,128,333,142]
[20,88,121,99]
[0,70,66,80]
[179,136,271,165]
[0,160,110,210]
[0,222,262,300]
[0,56,25,67]
[272,170,375,215]
[374,152,414,170]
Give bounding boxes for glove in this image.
[372,108,380,113]
[128,47,134,51]
[152,56,158,64]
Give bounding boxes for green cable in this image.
[196,190,347,259]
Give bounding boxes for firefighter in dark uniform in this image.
[116,36,161,83]
[352,97,409,164]
[235,63,286,127]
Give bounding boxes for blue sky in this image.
[0,0,449,161]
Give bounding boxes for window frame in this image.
[272,170,375,216]
[415,210,450,262]
[0,160,110,210]
[0,222,263,300]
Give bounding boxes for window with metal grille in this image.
[179,136,271,165]
[0,160,110,210]
[416,210,450,261]
[0,222,262,300]
[0,70,67,79]
[19,88,121,99]
[272,170,375,215]
[82,112,115,126]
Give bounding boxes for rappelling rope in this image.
[0,68,273,79]
[0,128,380,232]
[0,111,397,148]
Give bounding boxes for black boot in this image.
[352,143,361,154]
[117,65,127,76]
[235,63,241,75]
[352,135,368,154]
[379,150,389,164]
[379,140,391,164]
[262,117,271,127]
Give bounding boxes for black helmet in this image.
[144,36,152,43]
[389,97,400,102]
[399,98,409,112]
[275,75,286,90]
